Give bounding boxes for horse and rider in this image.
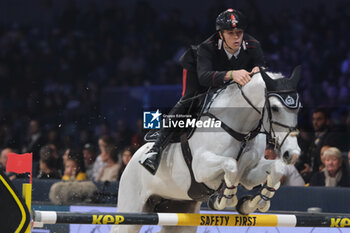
[112,8,301,233]
[140,8,266,175]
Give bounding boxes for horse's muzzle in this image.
[282,149,300,164]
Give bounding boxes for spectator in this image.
[21,120,46,162]
[82,143,97,180]
[62,148,70,166]
[62,149,86,181]
[46,129,63,153]
[281,167,306,187]
[264,145,305,186]
[264,146,277,160]
[0,148,12,172]
[91,135,114,180]
[95,145,120,182]
[46,143,64,175]
[118,147,135,180]
[37,145,61,179]
[310,147,350,187]
[319,145,330,171]
[0,148,17,180]
[296,108,343,183]
[0,148,18,180]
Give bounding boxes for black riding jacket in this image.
[179,32,265,99]
[197,32,265,87]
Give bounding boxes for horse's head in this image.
[260,66,301,164]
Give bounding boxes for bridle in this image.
[262,89,300,152]
[236,79,300,152]
[203,76,300,161]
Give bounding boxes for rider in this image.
[140,8,266,175]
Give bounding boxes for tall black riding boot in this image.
[140,101,188,175]
[139,128,171,175]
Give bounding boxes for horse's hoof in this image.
[258,200,270,213]
[226,195,238,208]
[236,195,254,215]
[207,193,219,210]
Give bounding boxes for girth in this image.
[180,134,215,202]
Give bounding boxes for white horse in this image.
[111,67,301,233]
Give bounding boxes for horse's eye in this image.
[271,106,279,112]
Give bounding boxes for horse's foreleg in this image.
[192,151,238,210]
[237,159,285,215]
[192,151,237,184]
[256,159,285,212]
[214,160,239,209]
[208,178,238,210]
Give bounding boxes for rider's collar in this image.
[268,91,300,109]
[223,43,241,59]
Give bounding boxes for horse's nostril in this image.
[283,151,290,161]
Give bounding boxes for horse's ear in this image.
[259,67,274,91]
[289,65,301,88]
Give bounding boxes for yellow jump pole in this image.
[22,158,32,233]
[23,183,32,233]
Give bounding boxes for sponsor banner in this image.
[31,206,350,233]
[330,217,350,227]
[176,213,278,227]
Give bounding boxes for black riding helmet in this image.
[216,9,247,31]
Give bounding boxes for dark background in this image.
[0,0,349,152]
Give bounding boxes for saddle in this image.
[144,87,226,202]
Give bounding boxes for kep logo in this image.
[143,110,162,129]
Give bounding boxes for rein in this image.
[237,84,261,115]
[203,76,263,160]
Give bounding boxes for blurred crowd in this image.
[0,0,350,196]
[0,129,137,183]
